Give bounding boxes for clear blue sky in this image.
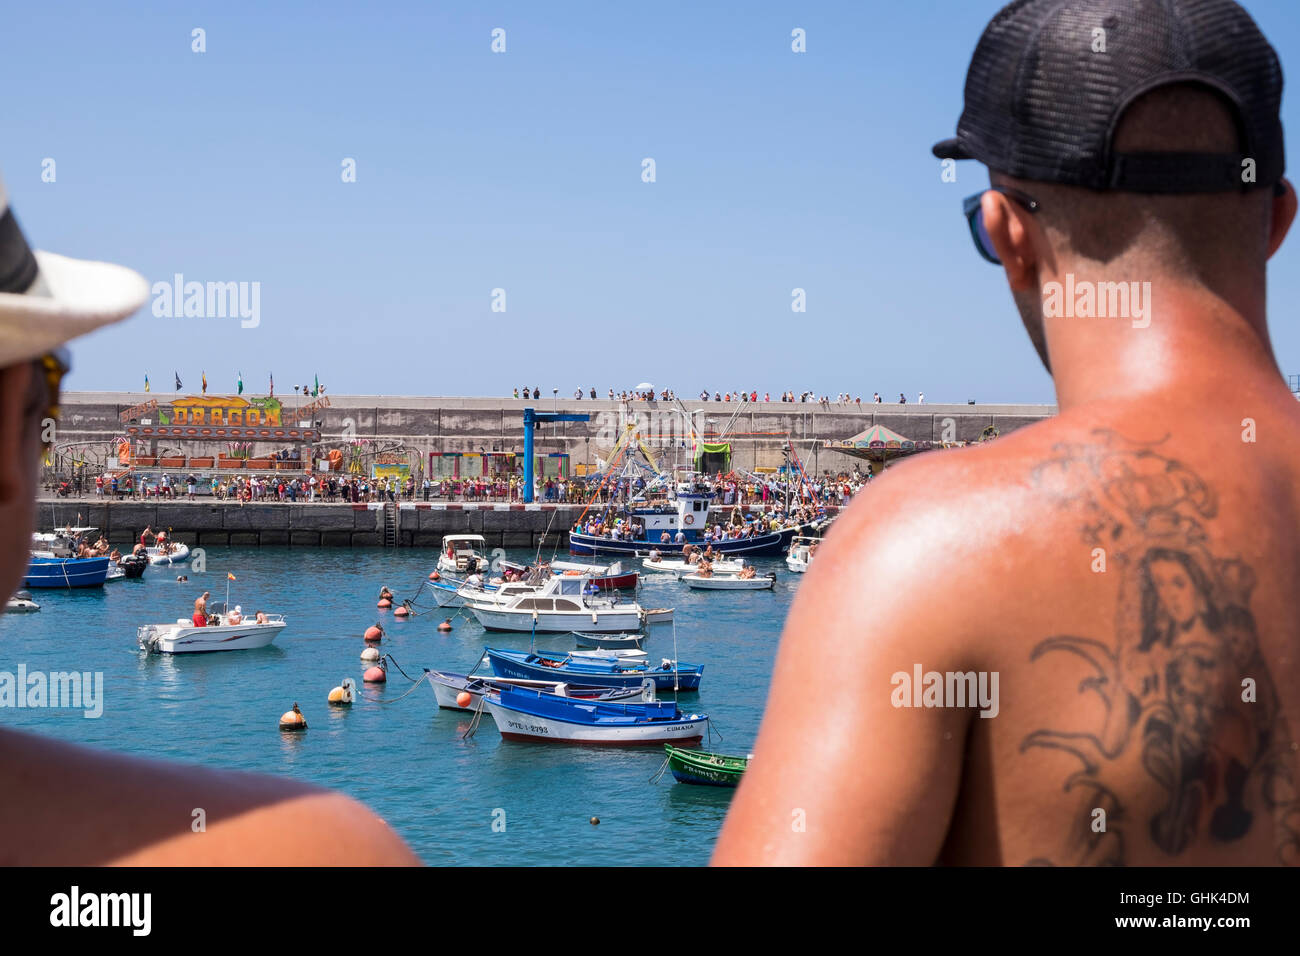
[6,0,1300,402]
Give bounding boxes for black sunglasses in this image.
[964,181,1289,264]
[963,186,1041,264]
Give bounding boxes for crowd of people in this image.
[510,387,933,405]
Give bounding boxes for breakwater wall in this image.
[33,500,594,550]
[54,393,1057,474]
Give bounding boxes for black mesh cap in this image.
[933,0,1286,193]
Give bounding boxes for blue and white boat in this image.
[482,685,708,745]
[486,647,704,691]
[26,527,110,589]
[568,489,802,557]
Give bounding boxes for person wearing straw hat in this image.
[719,0,1300,867]
[0,173,417,865]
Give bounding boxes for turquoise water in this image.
[1,548,794,865]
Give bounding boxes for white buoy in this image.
[360,646,380,662]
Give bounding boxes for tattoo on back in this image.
[1021,429,1299,865]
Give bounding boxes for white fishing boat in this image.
[436,534,489,574]
[569,648,648,660]
[138,604,286,653]
[5,590,40,613]
[468,574,646,633]
[786,536,821,573]
[683,572,776,590]
[146,542,190,565]
[641,555,746,576]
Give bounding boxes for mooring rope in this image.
[649,755,671,784]
[462,693,489,739]
[360,670,430,705]
[383,652,422,682]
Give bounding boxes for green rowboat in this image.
[664,744,749,787]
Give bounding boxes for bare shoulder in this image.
[0,729,420,866]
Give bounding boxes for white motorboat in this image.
[146,542,191,565]
[641,555,746,576]
[786,536,821,573]
[138,605,286,653]
[436,534,490,574]
[468,574,646,633]
[5,590,40,612]
[683,572,776,590]
[569,648,649,660]
[105,563,125,582]
[425,670,653,712]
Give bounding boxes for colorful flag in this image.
[201,371,207,395]
[237,371,243,395]
[144,374,150,393]
[227,573,236,581]
[313,374,319,398]
[174,371,182,391]
[269,372,274,397]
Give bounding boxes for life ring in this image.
[684,514,695,526]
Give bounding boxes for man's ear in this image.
[981,190,1039,291]
[1267,178,1297,259]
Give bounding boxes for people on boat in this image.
[255,610,268,624]
[193,591,210,627]
[696,561,713,578]
[648,548,662,562]
[738,565,756,580]
[227,605,243,625]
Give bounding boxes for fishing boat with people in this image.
[482,684,708,746]
[785,536,821,573]
[146,541,190,565]
[26,527,111,588]
[436,534,490,574]
[683,570,777,590]
[641,552,747,576]
[486,647,704,691]
[568,486,804,558]
[424,669,654,712]
[498,557,639,591]
[137,602,286,653]
[662,744,750,787]
[467,573,650,633]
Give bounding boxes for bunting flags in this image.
[174,371,182,391]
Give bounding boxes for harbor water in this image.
[0,547,794,865]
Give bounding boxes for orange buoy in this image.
[394,604,410,617]
[360,646,380,662]
[328,678,356,707]
[363,665,387,683]
[279,702,308,732]
[429,571,441,581]
[437,619,453,632]
[456,691,473,709]
[377,598,392,609]
[364,625,383,642]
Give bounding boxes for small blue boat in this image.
[24,555,111,589]
[486,647,704,691]
[483,685,708,745]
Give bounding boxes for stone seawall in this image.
[55,393,1057,474]
[35,499,593,550]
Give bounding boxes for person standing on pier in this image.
[0,168,417,865]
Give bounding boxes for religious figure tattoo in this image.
[1020,429,1299,865]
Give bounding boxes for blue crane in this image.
[522,407,590,503]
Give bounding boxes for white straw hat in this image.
[0,175,148,368]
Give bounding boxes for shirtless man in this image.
[716,0,1300,866]
[193,591,209,627]
[0,171,417,864]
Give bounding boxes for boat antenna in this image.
[671,618,680,700]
